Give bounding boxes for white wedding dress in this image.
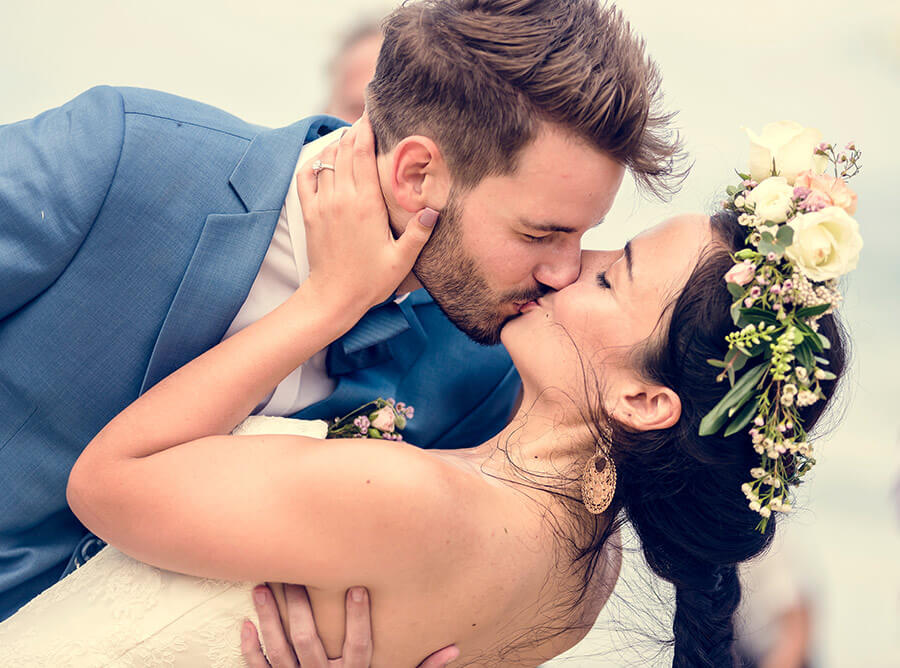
[0,416,328,667]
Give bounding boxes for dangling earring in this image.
[581,442,617,515]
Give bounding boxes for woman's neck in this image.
[448,389,596,488]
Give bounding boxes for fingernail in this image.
[242,620,253,640]
[350,587,365,602]
[254,588,267,605]
[420,207,439,228]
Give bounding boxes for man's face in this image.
[414,125,626,344]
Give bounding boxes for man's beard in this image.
[412,192,546,345]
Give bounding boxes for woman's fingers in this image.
[334,124,358,199]
[251,585,299,667]
[341,587,375,667]
[393,207,439,273]
[314,143,339,201]
[283,583,332,667]
[240,620,272,668]
[351,113,380,198]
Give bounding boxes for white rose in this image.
[744,176,795,223]
[785,206,863,281]
[744,121,827,185]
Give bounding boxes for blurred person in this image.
[325,20,383,122]
[735,532,818,668]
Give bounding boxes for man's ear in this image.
[389,136,451,213]
[614,382,681,432]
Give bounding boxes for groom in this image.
[0,0,683,621]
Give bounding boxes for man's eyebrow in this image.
[624,239,634,282]
[520,217,606,234]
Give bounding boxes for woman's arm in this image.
[66,118,451,586]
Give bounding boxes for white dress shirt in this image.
[221,129,347,416]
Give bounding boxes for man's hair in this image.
[367,0,686,199]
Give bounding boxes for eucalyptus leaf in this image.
[726,185,738,196]
[776,225,794,246]
[817,333,831,350]
[706,358,728,369]
[727,282,745,299]
[758,239,781,257]
[699,363,768,436]
[731,301,743,326]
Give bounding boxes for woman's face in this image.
[502,214,713,416]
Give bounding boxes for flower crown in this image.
[699,121,863,532]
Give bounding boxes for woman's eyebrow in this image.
[624,239,634,282]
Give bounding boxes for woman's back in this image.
[284,445,621,667]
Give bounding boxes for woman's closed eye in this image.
[596,271,611,289]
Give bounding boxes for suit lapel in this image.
[140,115,347,394]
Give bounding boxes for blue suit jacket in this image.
[0,87,520,620]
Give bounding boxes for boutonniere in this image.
[327,398,415,441]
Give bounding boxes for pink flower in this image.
[370,406,396,433]
[794,170,858,214]
[800,191,830,212]
[724,260,756,286]
[354,416,370,433]
[404,406,415,419]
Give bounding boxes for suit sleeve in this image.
[0,86,125,319]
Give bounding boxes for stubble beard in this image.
[411,192,545,345]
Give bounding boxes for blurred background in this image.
[1,1,896,665]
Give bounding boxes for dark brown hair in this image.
[367,0,687,199]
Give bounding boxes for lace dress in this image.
[0,417,328,667]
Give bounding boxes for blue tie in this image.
[327,295,427,375]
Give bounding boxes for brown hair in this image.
[367,0,687,199]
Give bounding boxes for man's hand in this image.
[240,583,459,668]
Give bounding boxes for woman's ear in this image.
[389,136,451,213]
[615,382,681,432]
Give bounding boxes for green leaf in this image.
[817,333,831,350]
[795,342,815,370]
[776,225,794,246]
[794,320,823,352]
[817,370,836,380]
[738,307,780,327]
[796,304,831,319]
[724,397,760,437]
[735,249,757,260]
[727,282,745,299]
[699,363,768,436]
[758,238,781,257]
[726,185,739,196]
[737,171,751,181]
[707,358,728,368]
[731,301,743,326]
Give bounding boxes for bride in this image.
[0,120,854,667]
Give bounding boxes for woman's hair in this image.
[587,209,849,666]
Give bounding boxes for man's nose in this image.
[532,245,582,291]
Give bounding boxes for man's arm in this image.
[0,86,124,318]
[241,584,459,668]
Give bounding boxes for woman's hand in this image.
[241,584,460,668]
[297,114,438,319]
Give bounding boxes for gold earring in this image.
[581,447,617,514]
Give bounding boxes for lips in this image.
[516,298,541,314]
